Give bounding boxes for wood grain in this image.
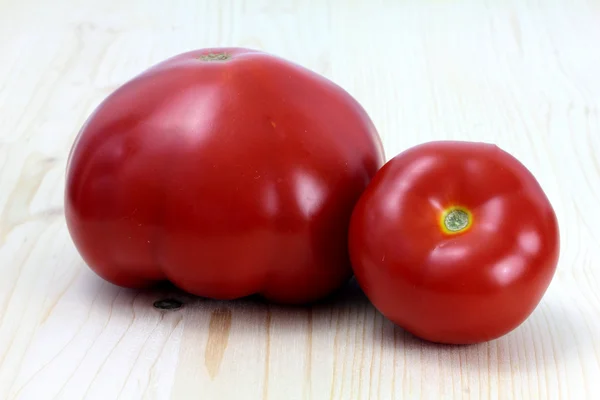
[1,0,600,399]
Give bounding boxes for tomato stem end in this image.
[198,52,231,62]
[440,207,472,235]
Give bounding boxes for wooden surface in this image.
[1,0,600,399]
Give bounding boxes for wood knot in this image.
[153,298,184,310]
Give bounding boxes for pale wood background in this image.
[1,0,600,399]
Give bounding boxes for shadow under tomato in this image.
[89,271,583,389]
[373,290,587,394]
[143,275,369,311]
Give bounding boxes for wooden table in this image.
[1,0,599,399]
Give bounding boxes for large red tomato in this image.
[349,141,560,344]
[65,47,384,304]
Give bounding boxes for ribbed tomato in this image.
[65,48,384,304]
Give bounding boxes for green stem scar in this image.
[440,207,473,235]
[444,209,469,231]
[199,52,231,61]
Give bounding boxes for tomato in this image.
[348,141,560,344]
[65,47,385,304]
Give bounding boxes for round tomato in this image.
[65,47,385,304]
[348,140,560,344]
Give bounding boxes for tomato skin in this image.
[65,48,384,304]
[348,141,560,344]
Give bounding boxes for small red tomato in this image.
[65,48,384,304]
[348,140,560,344]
